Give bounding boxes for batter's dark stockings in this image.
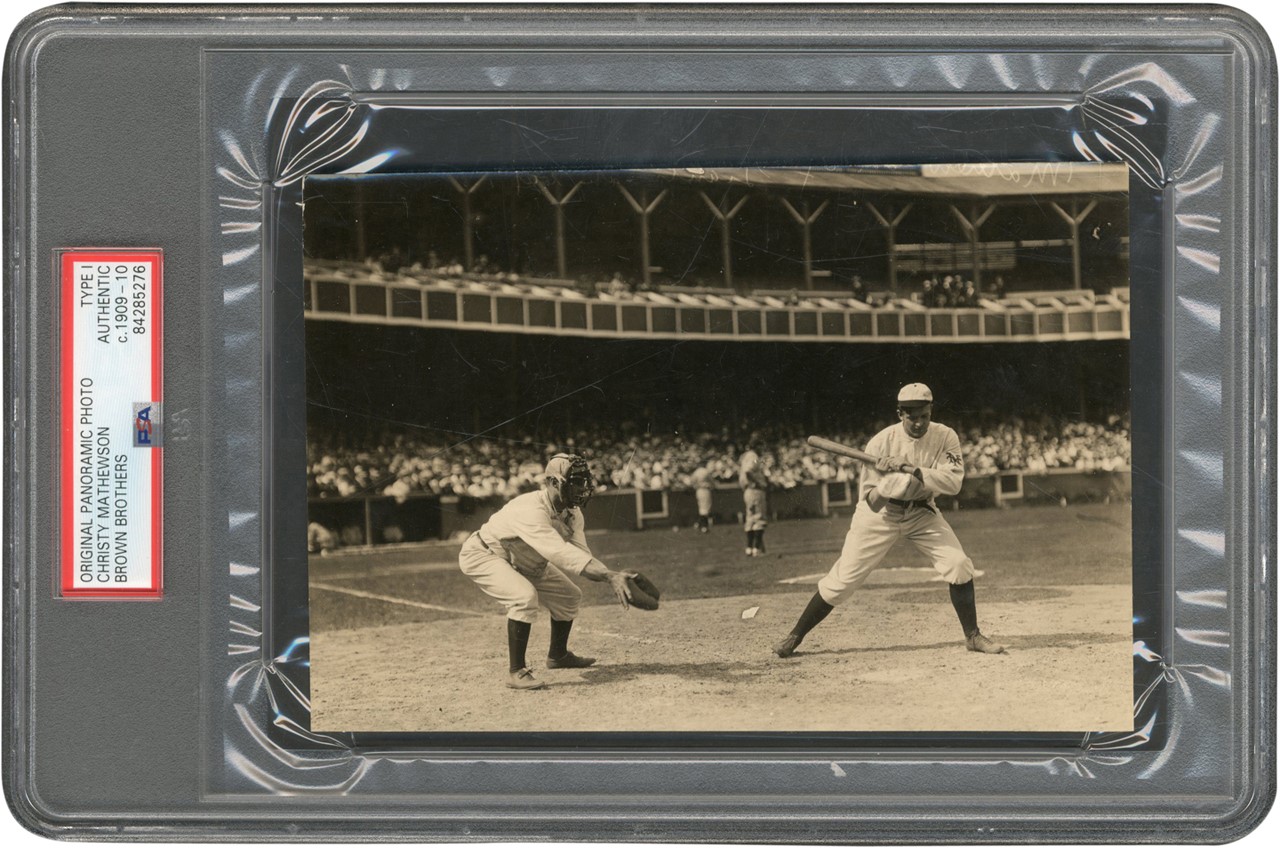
[949,579,979,638]
[790,591,834,641]
[507,618,532,672]
[755,530,766,554]
[548,618,573,660]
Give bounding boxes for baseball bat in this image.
[806,435,878,464]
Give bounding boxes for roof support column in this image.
[1050,198,1098,290]
[447,175,488,271]
[949,202,996,289]
[354,181,367,259]
[618,184,668,288]
[535,178,583,280]
[780,197,830,289]
[866,201,913,293]
[699,191,749,291]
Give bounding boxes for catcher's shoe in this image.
[965,632,1007,654]
[772,633,801,658]
[506,667,547,690]
[546,651,596,669]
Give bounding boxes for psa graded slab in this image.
[3,4,1274,843]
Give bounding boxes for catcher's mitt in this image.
[624,571,661,611]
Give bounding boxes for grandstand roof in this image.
[643,162,1129,198]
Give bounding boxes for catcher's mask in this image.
[545,453,596,508]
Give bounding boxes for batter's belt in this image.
[886,497,937,513]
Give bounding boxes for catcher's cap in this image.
[897,382,933,407]
[544,453,587,479]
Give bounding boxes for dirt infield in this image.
[309,504,1133,733]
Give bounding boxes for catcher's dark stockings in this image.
[949,579,979,638]
[790,591,834,641]
[548,618,573,659]
[507,618,532,672]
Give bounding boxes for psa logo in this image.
[132,402,163,448]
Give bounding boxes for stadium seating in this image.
[308,417,1131,500]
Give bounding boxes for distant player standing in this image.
[459,454,636,690]
[739,442,768,556]
[773,383,1006,657]
[691,464,714,533]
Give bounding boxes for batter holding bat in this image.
[773,383,1007,658]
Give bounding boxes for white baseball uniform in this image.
[817,420,975,604]
[458,489,592,624]
[739,450,767,531]
[692,466,713,516]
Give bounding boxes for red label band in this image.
[58,249,164,599]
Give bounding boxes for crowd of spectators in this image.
[308,415,1131,501]
[918,273,1002,308]
[960,415,1131,475]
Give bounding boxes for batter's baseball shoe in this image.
[546,651,596,669]
[772,633,801,658]
[507,667,547,690]
[965,632,1007,654]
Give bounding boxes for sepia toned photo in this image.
[302,163,1133,734]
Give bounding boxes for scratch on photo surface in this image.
[673,112,710,147]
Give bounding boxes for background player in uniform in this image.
[773,383,1006,657]
[692,463,714,533]
[739,442,768,556]
[458,453,636,690]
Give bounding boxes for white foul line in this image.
[310,582,484,616]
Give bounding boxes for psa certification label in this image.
[59,250,163,599]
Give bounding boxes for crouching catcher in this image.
[459,453,636,690]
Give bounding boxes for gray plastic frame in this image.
[3,4,1275,842]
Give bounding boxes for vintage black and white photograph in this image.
[302,162,1134,733]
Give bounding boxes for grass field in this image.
[309,502,1133,733]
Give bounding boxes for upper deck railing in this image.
[303,264,1129,343]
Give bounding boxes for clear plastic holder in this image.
[3,4,1274,842]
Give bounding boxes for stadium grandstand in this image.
[303,164,1130,343]
[302,163,1132,549]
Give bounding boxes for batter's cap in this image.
[897,382,934,407]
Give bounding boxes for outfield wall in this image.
[307,469,1131,549]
